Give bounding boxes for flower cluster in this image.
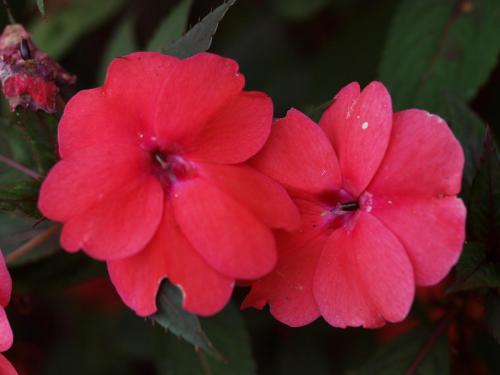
[38,52,465,328]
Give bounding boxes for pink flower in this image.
[0,251,16,375]
[242,82,466,328]
[38,52,300,317]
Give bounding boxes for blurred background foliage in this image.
[0,0,500,374]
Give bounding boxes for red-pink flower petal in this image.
[59,177,163,260]
[108,202,233,317]
[200,163,300,231]
[242,199,325,327]
[39,145,154,220]
[39,145,163,260]
[59,52,177,158]
[314,212,414,328]
[0,308,13,352]
[0,354,17,375]
[372,196,466,286]
[320,81,392,197]
[172,178,276,279]
[368,109,464,197]
[0,253,11,308]
[252,108,341,194]
[154,53,244,147]
[185,92,273,164]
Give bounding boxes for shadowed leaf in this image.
[151,280,221,359]
[164,0,236,58]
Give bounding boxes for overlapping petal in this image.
[172,177,277,280]
[368,109,464,197]
[0,253,11,308]
[154,53,244,147]
[372,196,466,285]
[0,354,17,375]
[242,200,326,327]
[314,212,414,328]
[320,81,392,197]
[252,108,341,194]
[108,202,233,317]
[200,163,300,231]
[185,92,273,164]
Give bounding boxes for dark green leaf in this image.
[146,0,192,52]
[30,0,126,58]
[356,327,449,375]
[449,242,500,292]
[151,280,220,358]
[164,0,236,58]
[0,178,40,217]
[97,15,137,84]
[468,129,500,248]
[379,0,500,112]
[441,95,485,192]
[158,302,256,375]
[36,0,45,16]
[486,293,500,344]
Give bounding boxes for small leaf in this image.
[355,326,450,375]
[30,0,127,58]
[36,0,45,16]
[0,179,41,217]
[146,0,192,52]
[379,0,500,112]
[151,280,221,358]
[164,0,236,58]
[486,293,500,344]
[97,15,137,84]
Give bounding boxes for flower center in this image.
[151,150,193,190]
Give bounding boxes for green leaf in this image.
[30,0,126,58]
[379,0,500,112]
[272,0,329,21]
[0,178,41,217]
[158,303,256,375]
[356,327,449,375]
[151,281,220,358]
[448,242,500,292]
[164,0,236,58]
[97,15,137,85]
[486,293,500,344]
[468,129,500,248]
[146,0,192,52]
[36,0,45,16]
[441,95,485,192]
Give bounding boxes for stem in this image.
[1,0,15,24]
[196,351,213,375]
[0,154,42,180]
[5,223,60,265]
[404,309,456,375]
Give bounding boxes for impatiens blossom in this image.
[0,250,16,375]
[242,82,466,328]
[0,24,75,113]
[38,52,300,317]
